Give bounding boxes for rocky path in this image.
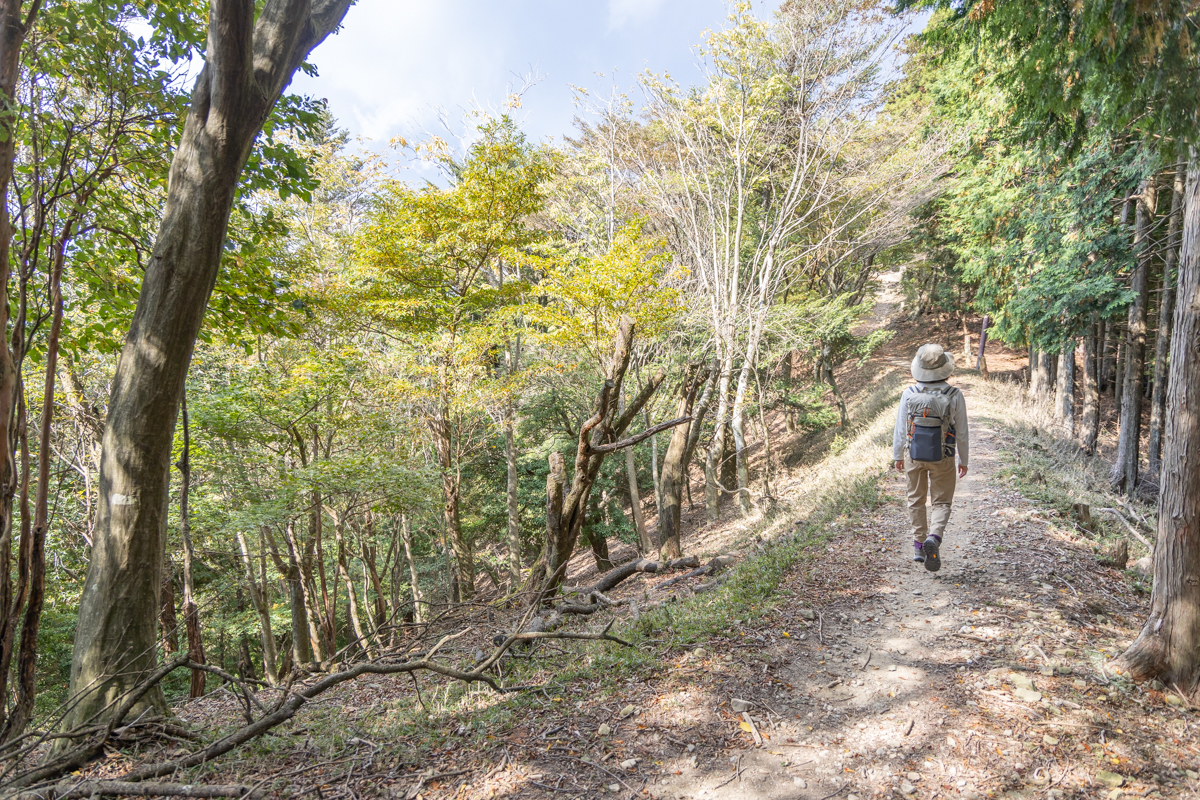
[635,378,1193,800]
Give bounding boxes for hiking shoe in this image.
[922,536,942,572]
[912,541,926,563]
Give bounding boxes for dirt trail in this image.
[634,374,1196,800]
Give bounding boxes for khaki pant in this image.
[905,454,956,542]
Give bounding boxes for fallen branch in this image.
[578,555,699,595]
[657,565,711,590]
[1098,508,1153,549]
[12,781,264,800]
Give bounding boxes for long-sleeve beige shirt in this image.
[892,380,970,467]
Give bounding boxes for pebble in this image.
[608,785,620,792]
[906,772,922,781]
[900,782,916,795]
[618,704,636,719]
[1095,770,1125,788]
[799,609,816,620]
[620,759,638,770]
[598,723,612,736]
[1166,694,1185,707]
[1014,687,1043,703]
[731,698,753,712]
[1010,673,1036,691]
[693,647,707,659]
[793,778,808,788]
[1043,735,1059,746]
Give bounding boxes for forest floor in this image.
[76,276,1198,799]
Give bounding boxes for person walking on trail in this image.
[892,343,969,572]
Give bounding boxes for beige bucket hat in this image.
[911,343,956,382]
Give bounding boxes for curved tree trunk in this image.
[1120,154,1200,691]
[658,365,711,559]
[62,0,354,734]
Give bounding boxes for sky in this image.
[289,0,780,152]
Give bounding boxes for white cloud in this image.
[607,0,670,30]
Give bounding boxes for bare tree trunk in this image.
[400,513,422,624]
[504,337,521,586]
[177,396,205,698]
[1096,319,1108,393]
[63,0,353,734]
[1034,349,1052,402]
[4,227,65,737]
[524,318,675,601]
[730,359,754,516]
[236,529,277,686]
[1112,179,1158,494]
[1081,325,1100,456]
[620,392,651,554]
[159,559,179,655]
[658,365,710,559]
[0,0,40,744]
[705,351,733,522]
[820,341,849,428]
[1149,168,1183,479]
[1114,338,1124,408]
[330,511,375,660]
[646,409,662,519]
[781,351,796,433]
[1055,343,1075,431]
[1028,344,1037,394]
[1120,153,1200,691]
[280,521,313,667]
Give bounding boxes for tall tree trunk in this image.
[159,559,179,655]
[820,342,849,428]
[730,359,754,516]
[1081,324,1100,455]
[400,514,422,624]
[1055,343,1075,431]
[705,351,733,521]
[236,529,277,686]
[781,351,796,433]
[0,0,39,744]
[1119,153,1200,690]
[4,226,65,738]
[1112,179,1158,494]
[177,395,205,698]
[63,0,354,734]
[620,392,651,554]
[1028,343,1038,393]
[1149,168,1183,479]
[235,587,256,681]
[281,521,313,667]
[1096,318,1108,393]
[1114,339,1124,408]
[1034,349,1052,402]
[646,409,662,519]
[504,337,521,587]
[330,511,375,660]
[658,365,710,559]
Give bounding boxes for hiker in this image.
[892,343,969,572]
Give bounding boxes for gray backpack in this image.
[906,385,957,462]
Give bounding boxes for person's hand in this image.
[895,460,904,474]
[958,465,968,479]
